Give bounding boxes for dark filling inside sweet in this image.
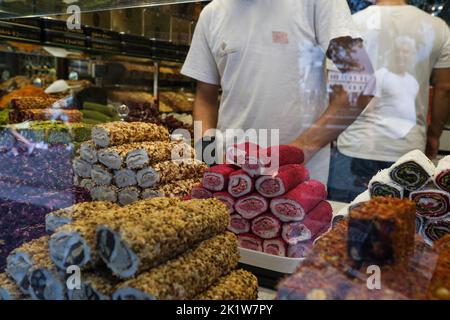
[230,218,247,231]
[260,179,281,194]
[97,229,115,261]
[65,241,86,267]
[204,174,221,188]
[436,170,450,191]
[391,162,429,190]
[275,203,299,217]
[238,198,264,212]
[231,177,248,195]
[371,182,401,198]
[425,222,450,241]
[255,218,275,232]
[30,270,48,300]
[412,193,448,218]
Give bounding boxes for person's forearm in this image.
[193,82,219,141]
[428,84,450,139]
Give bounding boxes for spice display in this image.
[256,164,310,198]
[195,269,258,300]
[112,233,239,300]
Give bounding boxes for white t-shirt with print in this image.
[181,0,360,184]
[337,5,450,162]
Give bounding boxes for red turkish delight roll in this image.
[263,238,287,257]
[251,213,282,239]
[287,241,313,258]
[256,164,310,198]
[213,192,235,214]
[409,189,450,219]
[235,193,269,219]
[258,145,305,175]
[238,233,263,252]
[202,164,236,191]
[191,184,213,199]
[282,201,333,245]
[226,142,260,168]
[270,180,327,222]
[228,214,251,234]
[228,170,254,198]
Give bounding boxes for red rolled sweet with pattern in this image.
[251,213,282,239]
[238,233,263,252]
[257,145,305,175]
[287,241,313,258]
[235,192,269,219]
[202,164,236,191]
[270,180,327,222]
[213,191,235,214]
[255,164,310,198]
[410,189,450,219]
[191,184,213,199]
[228,214,250,234]
[225,142,260,167]
[228,170,254,198]
[263,238,287,257]
[281,201,333,245]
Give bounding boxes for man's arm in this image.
[193,81,220,142]
[426,68,450,159]
[291,37,374,162]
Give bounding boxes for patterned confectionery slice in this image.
[73,157,92,178]
[45,201,119,233]
[136,167,160,188]
[152,159,208,186]
[264,238,288,257]
[91,121,169,148]
[114,168,137,188]
[348,197,416,265]
[369,169,404,199]
[49,198,182,270]
[228,214,251,235]
[91,164,113,186]
[79,141,98,164]
[6,236,49,294]
[96,198,229,278]
[251,213,282,239]
[90,185,118,203]
[67,271,119,300]
[112,233,239,300]
[144,178,201,199]
[195,269,258,300]
[235,193,268,220]
[27,257,66,300]
[389,149,435,191]
[80,178,94,191]
[118,187,141,206]
[434,156,450,193]
[410,189,450,219]
[424,219,450,243]
[0,273,24,300]
[238,233,263,252]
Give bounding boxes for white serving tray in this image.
[238,201,349,274]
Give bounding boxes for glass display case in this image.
[0,0,449,302]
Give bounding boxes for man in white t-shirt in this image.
[328,0,450,202]
[181,0,374,184]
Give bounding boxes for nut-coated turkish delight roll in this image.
[112,232,239,300]
[96,198,229,278]
[118,187,141,205]
[114,168,137,188]
[45,201,119,233]
[281,201,333,245]
[235,193,268,219]
[434,156,450,193]
[92,121,169,148]
[389,150,435,191]
[141,189,164,199]
[79,178,94,191]
[263,238,287,257]
[79,141,98,164]
[73,157,92,178]
[202,164,236,191]
[228,214,251,234]
[256,164,310,198]
[67,272,118,300]
[195,270,258,300]
[49,198,181,270]
[213,191,235,214]
[11,96,59,110]
[90,185,118,202]
[228,170,254,198]
[424,219,450,243]
[153,178,201,198]
[153,159,208,186]
[136,167,160,188]
[191,184,213,199]
[6,236,50,294]
[97,144,129,170]
[28,265,66,300]
[251,213,282,239]
[369,169,404,199]
[0,273,23,300]
[91,164,113,186]
[348,197,416,264]
[410,189,450,219]
[270,180,327,222]
[238,233,263,252]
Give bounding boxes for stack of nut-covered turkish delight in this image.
[73,121,205,205]
[1,197,258,300]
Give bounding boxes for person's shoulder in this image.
[352,6,374,24]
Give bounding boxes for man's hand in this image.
[426,134,440,160]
